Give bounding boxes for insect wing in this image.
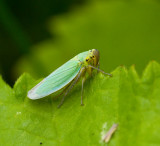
[28,59,81,99]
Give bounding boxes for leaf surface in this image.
[1,61,160,145]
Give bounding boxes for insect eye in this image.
[86,59,89,61]
[92,55,95,58]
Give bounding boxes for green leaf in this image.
[1,61,160,145]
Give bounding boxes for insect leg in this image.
[54,84,71,99]
[97,62,100,73]
[98,62,100,69]
[57,68,83,108]
[88,65,112,77]
[81,77,86,106]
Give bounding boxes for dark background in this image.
[0,0,160,86]
[0,0,85,85]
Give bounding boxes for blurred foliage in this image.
[0,0,85,85]
[1,61,160,145]
[13,0,160,80]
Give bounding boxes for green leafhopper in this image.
[27,49,112,107]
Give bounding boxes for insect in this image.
[27,49,112,108]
